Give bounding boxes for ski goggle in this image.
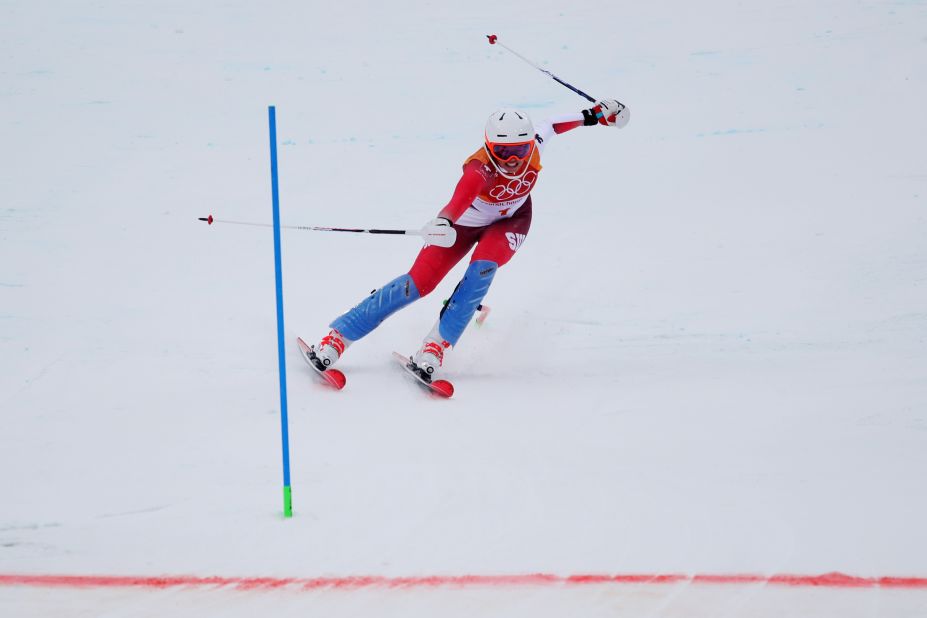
[488,140,534,162]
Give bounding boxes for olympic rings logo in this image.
[488,171,537,200]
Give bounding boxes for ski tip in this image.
[392,351,454,398]
[431,380,454,398]
[323,369,347,390]
[297,336,346,390]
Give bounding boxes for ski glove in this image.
[420,217,457,248]
[583,99,629,128]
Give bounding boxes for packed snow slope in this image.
[1,0,926,616]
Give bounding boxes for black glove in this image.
[582,99,629,128]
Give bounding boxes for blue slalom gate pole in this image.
[268,105,292,518]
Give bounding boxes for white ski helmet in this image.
[484,109,535,162]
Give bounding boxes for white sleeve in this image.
[535,112,585,154]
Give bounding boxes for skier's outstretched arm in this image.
[537,98,630,144]
[435,160,489,223]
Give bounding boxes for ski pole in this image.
[442,297,492,326]
[198,215,456,248]
[486,34,597,103]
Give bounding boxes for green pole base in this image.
[283,485,292,518]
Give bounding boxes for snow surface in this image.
[2,0,926,615]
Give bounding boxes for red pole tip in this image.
[486,34,497,45]
[207,215,214,225]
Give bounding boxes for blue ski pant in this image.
[330,198,532,346]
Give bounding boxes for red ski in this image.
[391,351,454,398]
[296,337,346,390]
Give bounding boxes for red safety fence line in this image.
[1,572,926,591]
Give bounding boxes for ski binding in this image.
[391,351,454,398]
[296,337,346,390]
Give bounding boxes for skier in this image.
[307,99,629,381]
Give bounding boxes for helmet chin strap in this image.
[483,144,532,180]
